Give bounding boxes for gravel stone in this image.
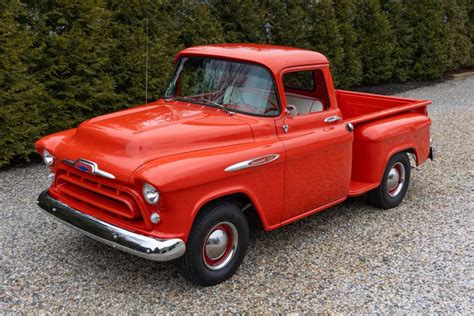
[1,77,473,313]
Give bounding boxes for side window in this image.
[283,69,329,116]
[283,71,315,91]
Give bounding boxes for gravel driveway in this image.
[1,77,473,313]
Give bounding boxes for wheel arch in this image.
[378,144,417,183]
[189,189,267,237]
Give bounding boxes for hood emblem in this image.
[64,158,116,179]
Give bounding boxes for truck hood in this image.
[54,99,254,183]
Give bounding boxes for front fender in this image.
[132,140,285,242]
[34,128,77,156]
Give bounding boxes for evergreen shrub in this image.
[0,0,472,167]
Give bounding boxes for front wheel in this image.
[176,202,249,286]
[367,152,411,209]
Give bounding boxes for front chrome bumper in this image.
[37,191,186,261]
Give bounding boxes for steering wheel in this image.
[225,87,278,114]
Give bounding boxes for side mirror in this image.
[286,104,298,119]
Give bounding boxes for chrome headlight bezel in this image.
[42,149,54,166]
[143,183,159,205]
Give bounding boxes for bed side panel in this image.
[336,90,416,120]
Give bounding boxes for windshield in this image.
[165,57,279,116]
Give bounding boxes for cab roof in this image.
[176,44,329,73]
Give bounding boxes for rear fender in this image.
[352,113,431,184]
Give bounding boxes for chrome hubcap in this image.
[387,162,405,197]
[205,229,229,260]
[202,222,238,271]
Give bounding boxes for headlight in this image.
[143,183,159,204]
[42,149,54,166]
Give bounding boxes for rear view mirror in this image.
[286,104,298,118]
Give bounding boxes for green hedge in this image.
[1,0,472,167]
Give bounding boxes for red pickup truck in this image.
[37,44,434,286]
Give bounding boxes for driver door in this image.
[276,66,353,224]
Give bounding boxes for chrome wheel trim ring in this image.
[387,162,405,197]
[202,222,238,271]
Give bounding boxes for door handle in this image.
[324,116,342,123]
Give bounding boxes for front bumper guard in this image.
[38,191,186,261]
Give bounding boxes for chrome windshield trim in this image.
[37,191,186,261]
[164,56,282,118]
[224,154,280,172]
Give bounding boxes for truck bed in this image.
[336,90,431,124]
[336,90,432,197]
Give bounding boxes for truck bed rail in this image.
[336,89,431,125]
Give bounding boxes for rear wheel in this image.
[367,152,411,209]
[176,202,249,286]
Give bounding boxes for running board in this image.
[348,181,379,197]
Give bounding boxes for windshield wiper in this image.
[199,98,234,115]
[167,95,234,115]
